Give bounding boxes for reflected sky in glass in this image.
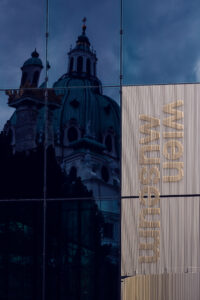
[123,0,200,85]
[0,0,120,130]
[48,0,120,87]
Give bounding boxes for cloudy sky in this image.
[0,0,120,128]
[0,0,200,128]
[124,0,200,84]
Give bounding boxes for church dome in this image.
[52,76,120,155]
[50,22,120,155]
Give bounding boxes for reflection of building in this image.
[4,23,120,248]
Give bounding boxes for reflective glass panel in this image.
[44,84,120,298]
[48,0,120,87]
[123,0,200,85]
[0,0,46,90]
[45,86,120,200]
[0,201,43,300]
[0,89,46,199]
[46,199,120,300]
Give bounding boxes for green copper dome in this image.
[22,49,43,68]
[52,76,120,155]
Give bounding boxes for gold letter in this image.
[139,145,160,165]
[139,115,160,144]
[139,186,160,207]
[163,140,183,160]
[140,166,160,185]
[139,230,160,263]
[163,100,184,130]
[163,162,184,182]
[163,131,184,138]
[139,208,160,228]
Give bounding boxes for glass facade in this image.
[1,0,200,299]
[48,0,120,87]
[123,0,200,85]
[0,0,120,298]
[0,201,43,299]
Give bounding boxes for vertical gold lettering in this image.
[163,131,184,138]
[139,145,160,165]
[140,166,160,185]
[139,186,160,207]
[163,100,184,130]
[139,208,160,228]
[139,230,160,263]
[163,162,184,182]
[163,140,183,160]
[139,115,160,144]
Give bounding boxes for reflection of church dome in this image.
[51,23,120,156]
[76,28,91,48]
[52,77,120,155]
[7,22,120,158]
[22,49,43,68]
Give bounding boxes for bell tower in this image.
[67,18,97,79]
[7,50,61,152]
[20,49,43,88]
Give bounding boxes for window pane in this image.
[0,0,46,90]
[0,201,43,300]
[45,86,120,199]
[123,0,200,85]
[0,89,47,199]
[46,199,120,300]
[48,0,120,87]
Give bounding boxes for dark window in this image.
[21,72,28,86]
[104,223,114,239]
[105,135,112,152]
[101,166,109,183]
[67,127,78,142]
[77,56,83,73]
[32,71,39,86]
[93,62,96,76]
[86,58,91,76]
[69,57,74,73]
[69,166,77,180]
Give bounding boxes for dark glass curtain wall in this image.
[0,0,120,299]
